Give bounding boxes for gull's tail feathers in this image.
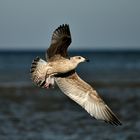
[30,57,49,87]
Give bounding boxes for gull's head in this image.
[70,56,89,65]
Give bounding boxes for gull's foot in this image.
[44,83,50,89]
[44,76,55,89]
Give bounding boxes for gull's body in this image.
[31,55,87,88]
[47,56,88,74]
[30,24,122,126]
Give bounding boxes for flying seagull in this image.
[30,24,122,126]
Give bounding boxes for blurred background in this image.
[0,0,140,140]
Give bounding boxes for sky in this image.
[0,0,140,50]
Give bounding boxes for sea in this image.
[0,49,140,140]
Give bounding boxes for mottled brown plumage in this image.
[30,24,122,126]
[46,24,71,61]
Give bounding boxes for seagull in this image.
[30,24,122,126]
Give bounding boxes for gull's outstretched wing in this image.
[46,24,71,61]
[55,71,122,126]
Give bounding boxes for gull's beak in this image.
[85,58,90,62]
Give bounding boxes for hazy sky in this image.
[0,0,140,50]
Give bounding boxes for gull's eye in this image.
[78,56,81,59]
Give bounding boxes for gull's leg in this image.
[50,76,55,88]
[44,79,50,88]
[44,73,56,89]
[43,68,53,88]
[44,75,51,88]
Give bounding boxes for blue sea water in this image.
[0,50,140,140]
[0,50,140,86]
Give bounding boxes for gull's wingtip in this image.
[105,106,122,126]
